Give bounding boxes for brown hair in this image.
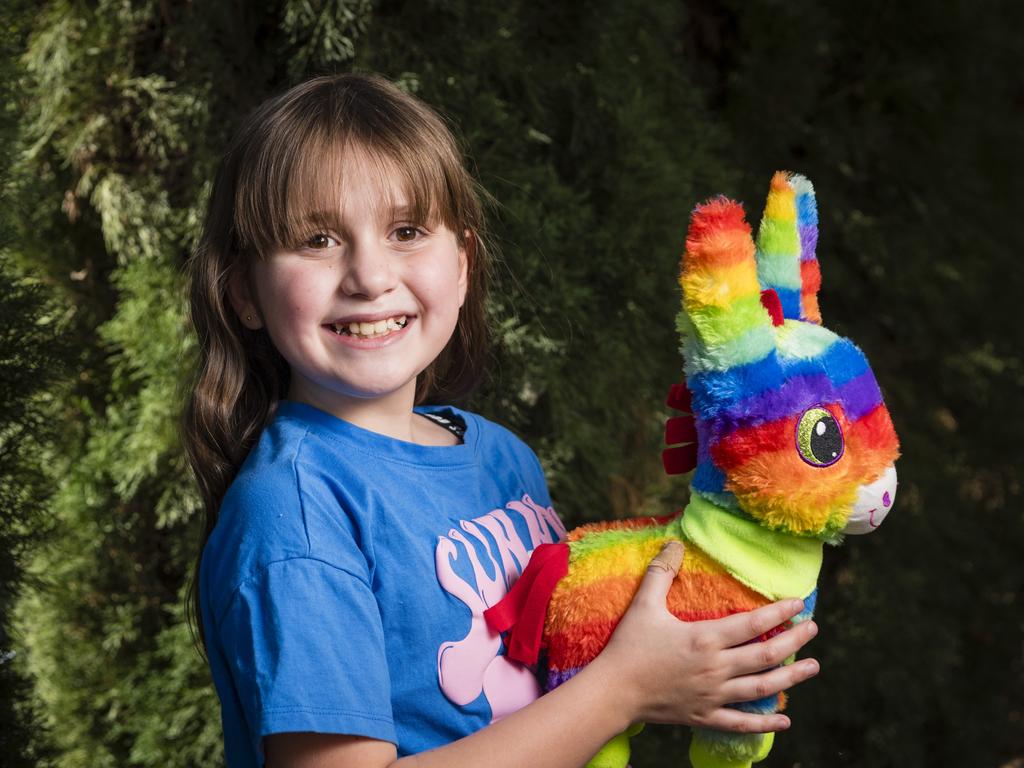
[182,73,492,656]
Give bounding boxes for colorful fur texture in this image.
[486,172,900,768]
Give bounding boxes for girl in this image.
[183,73,820,768]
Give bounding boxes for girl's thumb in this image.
[636,540,684,603]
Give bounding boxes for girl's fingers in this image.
[726,621,818,676]
[698,707,791,734]
[720,658,820,704]
[631,540,685,608]
[698,599,806,648]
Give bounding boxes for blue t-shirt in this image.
[200,401,566,767]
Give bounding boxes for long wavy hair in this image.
[182,73,492,657]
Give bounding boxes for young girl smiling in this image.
[184,72,819,768]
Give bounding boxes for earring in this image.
[246,314,253,322]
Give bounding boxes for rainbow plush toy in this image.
[484,172,900,768]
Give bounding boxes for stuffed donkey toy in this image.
[485,172,900,768]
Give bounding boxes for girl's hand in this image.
[596,541,820,733]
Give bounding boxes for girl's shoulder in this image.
[201,407,367,624]
[431,408,552,512]
[415,403,527,447]
[419,404,544,471]
[200,419,317,615]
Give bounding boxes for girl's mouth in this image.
[324,315,409,340]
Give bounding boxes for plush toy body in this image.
[485,173,900,768]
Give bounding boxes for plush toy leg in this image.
[586,722,645,768]
[688,730,774,768]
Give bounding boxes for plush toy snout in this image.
[843,464,898,534]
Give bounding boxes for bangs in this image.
[230,79,470,257]
[294,137,452,247]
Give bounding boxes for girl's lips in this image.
[321,316,414,348]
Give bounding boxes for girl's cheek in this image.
[272,265,329,318]
[417,249,466,294]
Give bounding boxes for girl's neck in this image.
[286,377,458,446]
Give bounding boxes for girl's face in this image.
[231,149,468,417]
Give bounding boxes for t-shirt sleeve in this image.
[217,556,397,757]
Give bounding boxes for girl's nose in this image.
[339,241,396,299]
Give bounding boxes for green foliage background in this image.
[1,1,1020,766]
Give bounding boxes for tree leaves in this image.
[3,1,1022,766]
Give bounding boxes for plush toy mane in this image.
[486,172,900,768]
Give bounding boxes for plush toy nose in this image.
[843,465,898,535]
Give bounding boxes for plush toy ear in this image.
[679,197,778,375]
[755,172,822,324]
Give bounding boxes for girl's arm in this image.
[265,542,819,768]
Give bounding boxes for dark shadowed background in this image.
[2,1,1021,766]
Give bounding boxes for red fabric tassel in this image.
[666,382,692,412]
[662,444,698,474]
[484,542,570,666]
[760,288,785,327]
[664,383,697,475]
[665,415,697,445]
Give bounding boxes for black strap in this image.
[419,409,467,440]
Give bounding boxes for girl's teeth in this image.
[334,316,409,338]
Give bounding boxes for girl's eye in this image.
[393,226,423,243]
[304,233,337,250]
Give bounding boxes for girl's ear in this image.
[457,229,473,307]
[227,266,264,330]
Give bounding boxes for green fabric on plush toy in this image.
[486,172,901,768]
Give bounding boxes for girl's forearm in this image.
[393,655,633,768]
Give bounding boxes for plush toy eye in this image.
[796,406,844,467]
